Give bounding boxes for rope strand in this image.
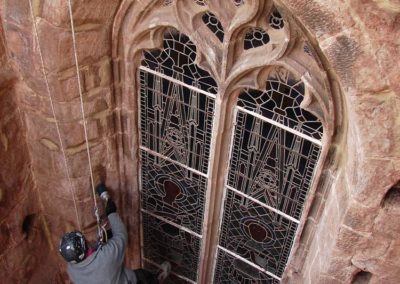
[67,0,101,237]
[28,0,82,232]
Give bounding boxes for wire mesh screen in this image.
[219,190,298,277]
[139,70,215,174]
[237,68,323,140]
[139,28,216,283]
[142,213,201,281]
[227,112,321,220]
[215,67,323,281]
[141,150,207,235]
[214,249,280,284]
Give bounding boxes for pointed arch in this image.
[112,0,344,282]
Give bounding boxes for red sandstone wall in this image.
[280,0,400,283]
[1,0,125,281]
[0,19,62,283]
[0,0,399,283]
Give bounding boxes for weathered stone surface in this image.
[2,0,400,283]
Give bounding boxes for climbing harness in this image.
[28,0,107,243]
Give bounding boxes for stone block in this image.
[356,232,391,261]
[376,41,400,94]
[4,0,30,27]
[353,158,398,207]
[384,240,400,265]
[51,93,111,123]
[0,222,11,254]
[343,201,378,233]
[6,190,39,245]
[335,226,365,252]
[373,210,400,239]
[279,0,355,41]
[47,70,81,103]
[324,255,355,283]
[36,18,75,72]
[350,94,399,158]
[62,141,107,178]
[0,167,33,221]
[320,31,363,89]
[317,275,342,284]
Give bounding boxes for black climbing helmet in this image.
[59,231,87,263]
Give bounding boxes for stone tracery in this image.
[114,0,334,282]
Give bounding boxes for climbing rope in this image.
[28,0,82,232]
[67,0,103,242]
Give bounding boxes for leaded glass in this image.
[140,150,207,234]
[238,67,323,140]
[269,8,284,29]
[227,111,321,219]
[244,27,270,50]
[194,0,206,6]
[219,190,298,277]
[142,29,218,94]
[142,213,201,281]
[144,261,194,284]
[213,249,279,284]
[202,11,224,42]
[233,0,245,7]
[140,28,218,283]
[139,70,215,173]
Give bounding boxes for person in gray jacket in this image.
[59,184,170,284]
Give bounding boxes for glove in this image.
[106,199,117,216]
[96,183,110,201]
[96,183,107,196]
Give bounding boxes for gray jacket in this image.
[67,213,137,284]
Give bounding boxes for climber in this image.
[59,183,171,284]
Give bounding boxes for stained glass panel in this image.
[140,150,207,234]
[269,8,284,29]
[244,27,270,50]
[139,70,215,174]
[144,261,194,284]
[142,213,201,281]
[202,11,224,42]
[227,111,320,219]
[213,249,279,284]
[216,66,323,281]
[238,67,323,140]
[219,190,297,277]
[142,29,218,94]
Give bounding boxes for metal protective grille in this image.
[219,190,298,276]
[140,28,216,283]
[141,150,207,234]
[237,68,322,140]
[227,112,321,219]
[142,214,201,281]
[139,70,215,174]
[215,67,322,282]
[214,249,279,284]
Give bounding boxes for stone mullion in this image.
[198,89,238,284]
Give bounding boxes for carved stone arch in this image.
[112,0,344,282]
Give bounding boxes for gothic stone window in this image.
[125,1,332,283]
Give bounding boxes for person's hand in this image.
[106,199,117,216]
[96,183,107,196]
[96,183,110,201]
